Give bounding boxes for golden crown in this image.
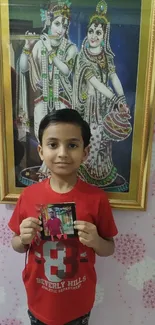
[40,0,71,25]
[89,1,108,25]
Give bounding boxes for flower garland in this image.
[41,37,68,113]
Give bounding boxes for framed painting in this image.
[0,0,155,209]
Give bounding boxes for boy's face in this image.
[48,210,55,218]
[38,123,89,177]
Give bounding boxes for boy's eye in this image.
[68,143,78,149]
[48,143,57,148]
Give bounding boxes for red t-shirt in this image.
[8,178,118,325]
[46,218,62,236]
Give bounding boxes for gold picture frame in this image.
[0,0,155,209]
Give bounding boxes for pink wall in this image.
[0,141,155,325]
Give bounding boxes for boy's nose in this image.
[58,146,68,157]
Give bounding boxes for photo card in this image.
[38,202,77,240]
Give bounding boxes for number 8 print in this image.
[43,241,79,283]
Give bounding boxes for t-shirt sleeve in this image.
[97,192,118,238]
[8,192,27,235]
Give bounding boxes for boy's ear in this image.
[37,144,44,161]
[82,145,90,162]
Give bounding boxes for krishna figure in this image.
[18,0,77,185]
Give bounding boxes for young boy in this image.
[8,109,118,325]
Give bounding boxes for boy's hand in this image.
[74,221,100,249]
[20,217,43,245]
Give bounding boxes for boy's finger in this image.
[29,217,42,224]
[22,227,43,234]
[23,217,42,226]
[31,223,43,231]
[74,224,89,233]
[23,222,42,231]
[21,228,35,235]
[78,231,88,239]
[74,220,86,225]
[74,221,92,227]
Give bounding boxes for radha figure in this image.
[18,0,77,182]
[73,0,132,192]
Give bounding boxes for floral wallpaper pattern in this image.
[0,137,155,324]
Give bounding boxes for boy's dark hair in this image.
[38,108,91,148]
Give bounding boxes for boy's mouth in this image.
[55,162,70,165]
